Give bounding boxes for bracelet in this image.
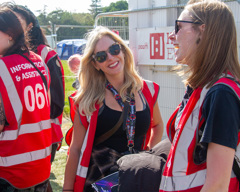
[63,189,74,191]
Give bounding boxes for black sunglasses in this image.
[175,20,202,34]
[92,43,121,63]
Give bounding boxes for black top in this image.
[94,101,151,153]
[46,55,65,118]
[193,84,240,164]
[200,84,240,149]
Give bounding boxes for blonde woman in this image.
[64,26,164,192]
[161,0,240,191]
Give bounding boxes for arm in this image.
[200,142,235,192]
[63,111,87,190]
[47,57,65,118]
[148,101,164,149]
[0,94,5,132]
[199,85,239,191]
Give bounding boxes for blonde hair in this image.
[75,26,143,116]
[181,0,240,89]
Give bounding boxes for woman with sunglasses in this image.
[0,7,52,192]
[160,0,240,191]
[63,26,164,191]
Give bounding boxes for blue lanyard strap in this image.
[105,81,136,151]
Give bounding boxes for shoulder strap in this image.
[94,110,124,146]
[233,158,240,189]
[94,89,131,146]
[20,53,48,90]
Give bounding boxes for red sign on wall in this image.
[150,33,165,59]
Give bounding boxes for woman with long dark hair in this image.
[0,6,52,192]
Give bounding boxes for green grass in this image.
[62,60,76,119]
[50,60,76,191]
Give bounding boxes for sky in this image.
[0,0,120,15]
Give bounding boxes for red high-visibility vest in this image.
[0,52,52,189]
[160,75,240,192]
[71,80,160,192]
[37,44,65,145]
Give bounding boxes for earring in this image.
[8,39,10,45]
[196,38,200,44]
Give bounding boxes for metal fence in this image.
[93,0,240,132]
[94,0,240,41]
[96,16,129,40]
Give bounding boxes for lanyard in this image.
[105,81,136,152]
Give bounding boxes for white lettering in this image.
[24,83,48,112]
[22,71,40,80]
[35,84,45,109]
[34,61,44,68]
[10,63,34,74]
[24,86,35,112]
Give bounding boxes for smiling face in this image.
[93,35,125,82]
[169,10,200,65]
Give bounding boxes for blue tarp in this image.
[57,39,87,60]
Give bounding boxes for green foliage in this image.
[36,5,48,25]
[50,61,73,191]
[61,60,76,118]
[50,118,71,190]
[72,13,94,26]
[36,0,128,40]
[98,0,129,34]
[50,151,67,190]
[37,10,94,40]
[89,0,102,18]
[102,0,128,12]
[57,27,89,41]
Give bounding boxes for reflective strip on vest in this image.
[172,86,209,174]
[0,119,51,141]
[51,118,61,126]
[160,169,206,191]
[77,163,88,178]
[0,145,51,167]
[76,117,91,178]
[0,60,22,126]
[39,46,49,62]
[161,77,240,191]
[145,80,155,97]
[160,170,237,191]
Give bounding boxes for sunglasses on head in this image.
[175,20,202,34]
[92,43,121,63]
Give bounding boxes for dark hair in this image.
[28,26,49,52]
[0,7,28,56]
[3,2,49,52]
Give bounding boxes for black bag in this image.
[89,147,138,192]
[117,138,171,192]
[233,155,240,189]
